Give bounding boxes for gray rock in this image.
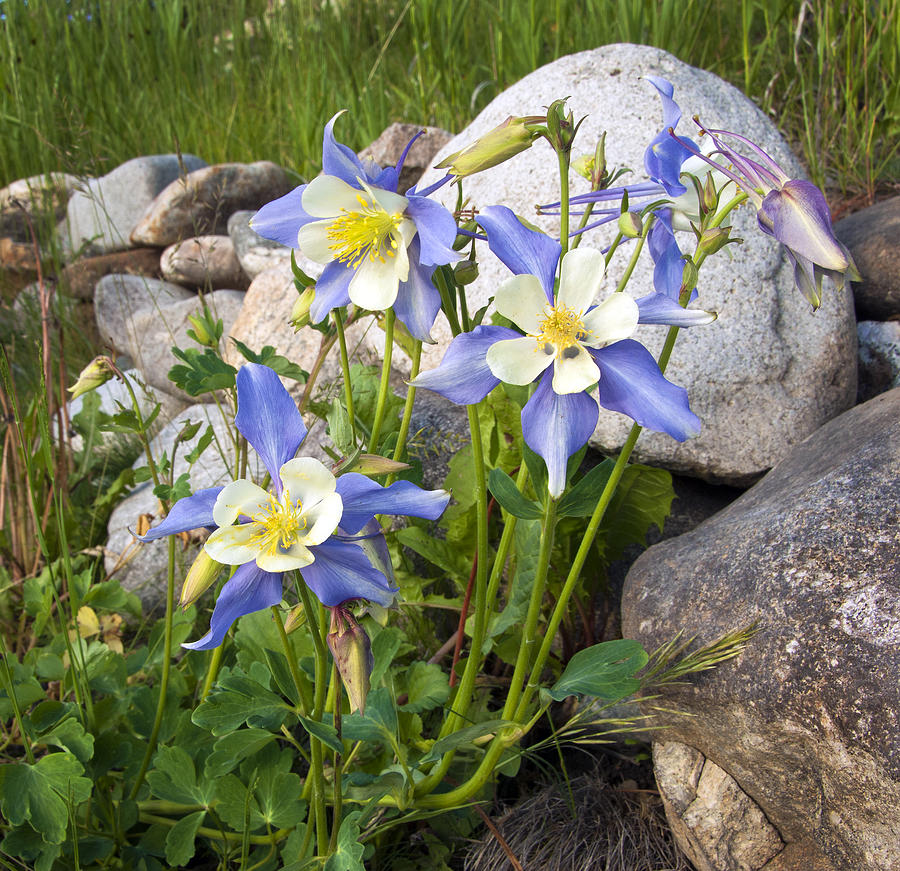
[94,274,195,356]
[223,260,381,398]
[359,123,454,192]
[160,235,249,290]
[104,402,264,613]
[621,387,900,871]
[128,289,245,400]
[130,161,293,247]
[61,248,164,301]
[0,172,78,241]
[59,154,207,258]
[857,320,900,402]
[227,210,293,280]
[417,45,857,484]
[834,196,900,320]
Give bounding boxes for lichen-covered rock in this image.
[358,123,454,192]
[130,161,293,247]
[622,387,900,871]
[417,44,857,484]
[59,155,207,257]
[160,235,249,290]
[834,196,900,320]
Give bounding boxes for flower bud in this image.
[572,154,595,180]
[187,314,216,347]
[283,602,307,634]
[352,454,411,476]
[680,258,700,298]
[180,549,223,608]
[618,212,643,239]
[327,610,374,715]
[68,356,115,400]
[453,259,479,285]
[290,286,317,331]
[697,226,736,257]
[435,116,541,177]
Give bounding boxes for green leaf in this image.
[205,728,275,779]
[37,718,94,764]
[1,826,62,871]
[487,468,542,519]
[192,671,295,736]
[0,754,92,844]
[395,527,470,581]
[168,346,237,396]
[290,250,316,288]
[146,745,213,805]
[230,340,308,383]
[298,715,344,754]
[369,625,405,687]
[165,810,205,867]
[556,459,614,516]
[323,811,366,871]
[263,647,301,707]
[400,662,450,713]
[417,720,512,766]
[327,400,354,454]
[522,443,548,498]
[546,640,649,703]
[600,464,674,562]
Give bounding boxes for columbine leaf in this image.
[417,720,512,766]
[165,810,205,867]
[487,468,542,519]
[297,716,344,754]
[205,728,275,780]
[546,639,649,703]
[230,340,308,383]
[323,811,366,871]
[400,662,450,713]
[191,671,295,736]
[146,745,213,806]
[556,458,615,517]
[168,346,237,396]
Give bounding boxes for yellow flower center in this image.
[251,493,307,557]
[534,304,591,357]
[327,192,404,267]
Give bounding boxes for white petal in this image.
[348,251,401,310]
[368,183,409,216]
[205,522,263,566]
[302,175,364,218]
[486,336,554,385]
[297,218,338,263]
[557,248,606,314]
[493,274,548,334]
[213,479,270,528]
[299,492,343,546]
[256,542,314,573]
[397,216,417,248]
[280,457,337,509]
[551,344,601,394]
[581,294,639,347]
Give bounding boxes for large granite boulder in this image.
[130,161,293,247]
[59,155,207,257]
[416,44,857,485]
[621,387,900,871]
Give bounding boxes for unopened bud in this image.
[435,116,541,177]
[283,602,307,634]
[618,212,643,239]
[352,454,410,476]
[290,286,316,331]
[680,258,700,298]
[187,314,216,347]
[572,154,595,180]
[453,259,479,285]
[702,172,719,213]
[697,226,736,257]
[69,356,115,400]
[180,549,223,608]
[327,610,374,714]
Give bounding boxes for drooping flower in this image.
[250,113,459,341]
[137,363,450,650]
[412,206,702,498]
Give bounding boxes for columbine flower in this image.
[413,206,703,498]
[137,362,449,650]
[250,113,459,341]
[671,120,859,309]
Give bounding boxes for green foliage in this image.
[545,639,650,703]
[167,346,237,396]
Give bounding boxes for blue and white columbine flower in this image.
[250,113,459,341]
[138,363,450,650]
[413,206,702,498]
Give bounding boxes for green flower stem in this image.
[514,423,641,721]
[558,150,571,257]
[482,463,530,615]
[387,339,422,486]
[333,308,357,441]
[298,330,339,415]
[614,222,650,293]
[272,606,313,715]
[434,266,462,338]
[295,578,329,856]
[117,368,164,497]
[570,200,597,251]
[368,309,395,454]
[137,813,286,846]
[199,645,224,702]
[502,497,557,720]
[129,535,176,800]
[328,661,344,854]
[0,634,35,763]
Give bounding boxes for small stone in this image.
[130,161,293,247]
[359,123,454,192]
[857,320,900,402]
[0,237,39,273]
[834,196,900,320]
[59,154,207,258]
[227,210,292,280]
[160,235,249,290]
[60,248,163,301]
[0,172,79,242]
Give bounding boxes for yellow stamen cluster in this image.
[535,304,590,357]
[251,494,307,557]
[327,193,404,267]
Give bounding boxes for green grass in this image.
[0,0,897,200]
